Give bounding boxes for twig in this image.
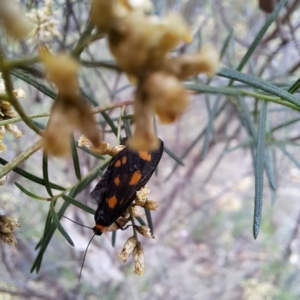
[0,139,42,178]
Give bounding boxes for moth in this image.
[90,138,164,235]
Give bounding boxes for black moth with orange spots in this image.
[90,138,164,235]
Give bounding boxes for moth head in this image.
[92,226,103,236]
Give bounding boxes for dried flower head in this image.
[5,124,23,138]
[40,47,100,156]
[0,232,17,246]
[143,200,159,210]
[163,44,219,79]
[109,12,191,76]
[133,242,145,275]
[136,225,153,238]
[39,47,79,95]
[26,0,61,43]
[0,215,20,233]
[43,95,101,156]
[131,206,145,218]
[78,135,125,156]
[106,216,129,231]
[0,175,8,186]
[118,236,137,262]
[0,0,34,39]
[0,126,6,153]
[135,186,150,206]
[143,72,189,123]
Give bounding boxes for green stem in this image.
[50,158,111,202]
[0,139,42,178]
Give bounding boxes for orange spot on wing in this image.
[129,170,142,185]
[115,160,121,167]
[114,176,120,186]
[106,195,118,208]
[122,156,127,164]
[139,151,151,161]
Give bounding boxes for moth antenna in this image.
[55,212,93,230]
[79,234,96,282]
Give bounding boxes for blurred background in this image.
[1,0,300,299]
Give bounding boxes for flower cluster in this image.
[117,185,158,275]
[39,47,101,156]
[0,0,33,40]
[90,0,219,150]
[0,215,20,246]
[0,75,25,152]
[26,0,61,43]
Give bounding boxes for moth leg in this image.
[114,221,132,231]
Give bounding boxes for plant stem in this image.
[0,139,42,178]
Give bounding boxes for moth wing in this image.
[103,139,164,223]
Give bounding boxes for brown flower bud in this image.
[0,215,20,233]
[133,242,145,275]
[5,124,23,138]
[39,47,79,95]
[118,236,137,262]
[144,200,159,210]
[135,186,150,206]
[2,105,19,118]
[109,12,191,76]
[164,44,219,79]
[0,232,17,246]
[131,206,145,218]
[142,72,189,124]
[0,1,34,39]
[136,225,153,238]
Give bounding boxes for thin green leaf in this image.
[50,200,74,246]
[71,136,82,180]
[253,101,268,239]
[10,69,56,99]
[42,151,53,197]
[233,0,287,77]
[237,96,256,138]
[31,200,70,273]
[219,28,234,60]
[223,138,254,154]
[201,95,220,159]
[277,145,300,169]
[202,125,241,185]
[15,182,49,201]
[271,117,300,132]
[35,211,52,250]
[163,146,184,166]
[165,101,227,181]
[112,231,117,247]
[123,109,133,137]
[135,217,147,226]
[0,157,64,191]
[264,147,276,190]
[287,77,300,94]
[62,195,95,215]
[144,209,153,235]
[218,68,300,108]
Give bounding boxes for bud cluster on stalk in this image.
[90,0,220,151]
[118,237,146,275]
[39,47,101,156]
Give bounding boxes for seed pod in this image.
[136,225,153,238]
